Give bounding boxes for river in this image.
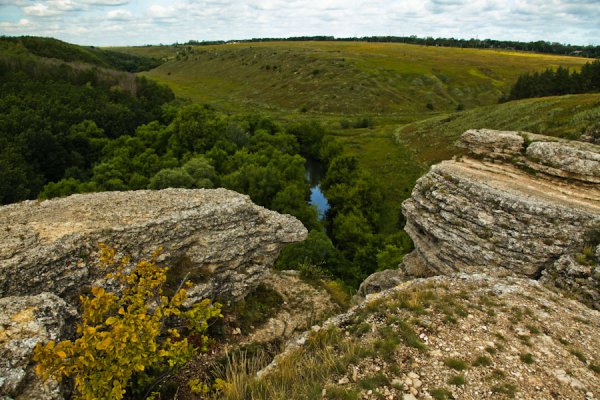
[305,158,330,220]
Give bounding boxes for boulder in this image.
[0,188,307,304]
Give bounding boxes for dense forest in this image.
[0,37,412,288]
[504,59,600,101]
[186,35,600,58]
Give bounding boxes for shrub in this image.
[33,244,222,400]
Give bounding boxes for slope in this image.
[132,41,591,115]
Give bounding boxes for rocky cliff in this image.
[0,188,307,399]
[363,129,600,309]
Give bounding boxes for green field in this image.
[112,41,599,226]
[128,41,590,116]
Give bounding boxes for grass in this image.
[472,355,493,367]
[492,382,517,397]
[448,374,466,386]
[358,372,390,390]
[395,93,600,165]
[430,388,454,400]
[519,353,534,364]
[444,358,469,371]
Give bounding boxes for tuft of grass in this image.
[324,385,360,400]
[590,364,600,374]
[358,372,390,390]
[490,369,506,379]
[448,374,466,386]
[526,324,540,335]
[492,382,517,398]
[485,346,497,355]
[519,353,534,364]
[444,358,469,371]
[396,319,427,351]
[430,388,454,400]
[472,355,492,367]
[569,349,587,363]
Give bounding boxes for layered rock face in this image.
[0,188,306,303]
[0,188,307,398]
[364,130,600,309]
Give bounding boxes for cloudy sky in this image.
[0,0,599,46]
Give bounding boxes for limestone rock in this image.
[357,268,408,298]
[0,188,307,304]
[401,130,600,308]
[460,128,600,183]
[0,293,76,399]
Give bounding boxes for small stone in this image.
[338,377,350,385]
[403,394,417,400]
[413,378,422,388]
[408,372,419,379]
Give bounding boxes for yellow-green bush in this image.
[33,244,222,400]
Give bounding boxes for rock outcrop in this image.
[0,293,76,399]
[361,130,600,309]
[0,188,307,399]
[0,188,307,303]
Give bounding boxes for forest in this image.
[505,59,600,100]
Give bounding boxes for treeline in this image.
[504,59,600,101]
[0,36,162,72]
[0,54,174,204]
[184,35,600,58]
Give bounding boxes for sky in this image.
[0,0,599,47]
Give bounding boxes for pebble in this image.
[403,395,417,400]
[338,376,349,385]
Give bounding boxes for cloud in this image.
[106,8,132,20]
[1,0,599,46]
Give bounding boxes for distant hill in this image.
[117,41,592,115]
[0,36,162,72]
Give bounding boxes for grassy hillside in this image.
[132,41,591,115]
[396,93,600,165]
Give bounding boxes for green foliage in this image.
[444,358,469,371]
[448,374,466,386]
[227,284,284,334]
[33,244,222,400]
[0,51,174,204]
[507,60,600,101]
[430,388,454,400]
[519,353,534,364]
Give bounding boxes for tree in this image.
[148,168,196,189]
[33,245,222,400]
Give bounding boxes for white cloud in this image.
[106,8,132,20]
[0,0,599,46]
